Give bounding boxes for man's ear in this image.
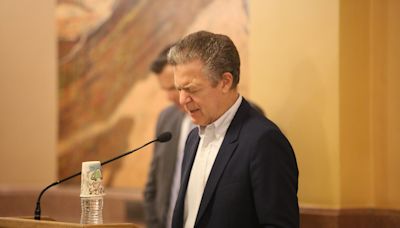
[220,72,234,92]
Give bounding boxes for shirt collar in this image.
[198,95,242,139]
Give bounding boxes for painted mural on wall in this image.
[57,0,249,189]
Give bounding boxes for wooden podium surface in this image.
[0,217,138,228]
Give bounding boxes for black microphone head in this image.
[157,132,172,143]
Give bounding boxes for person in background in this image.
[144,44,194,228]
[168,31,299,228]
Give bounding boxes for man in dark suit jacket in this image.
[144,45,193,228]
[168,31,299,228]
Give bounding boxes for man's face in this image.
[174,60,230,127]
[157,64,181,108]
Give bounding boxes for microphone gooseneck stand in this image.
[34,132,172,220]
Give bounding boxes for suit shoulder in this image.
[157,105,183,123]
[242,109,285,139]
[159,105,180,117]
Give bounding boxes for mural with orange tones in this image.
[57,0,249,189]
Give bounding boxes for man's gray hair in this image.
[168,31,240,88]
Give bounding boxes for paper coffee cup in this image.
[80,161,105,197]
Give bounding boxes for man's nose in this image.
[179,91,192,105]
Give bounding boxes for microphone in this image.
[157,131,172,142]
[34,132,172,220]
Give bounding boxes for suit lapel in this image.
[194,100,249,226]
[173,130,200,228]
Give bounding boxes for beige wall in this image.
[337,0,400,209]
[369,0,400,208]
[250,0,341,207]
[0,0,57,186]
[339,0,372,207]
[250,0,400,209]
[1,0,399,211]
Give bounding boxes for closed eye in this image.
[177,86,199,94]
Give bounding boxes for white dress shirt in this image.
[184,95,242,228]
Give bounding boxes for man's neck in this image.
[219,91,240,117]
[199,91,240,129]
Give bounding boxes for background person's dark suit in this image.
[144,105,185,228]
[172,98,299,228]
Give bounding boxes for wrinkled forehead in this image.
[173,61,210,88]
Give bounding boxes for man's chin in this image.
[189,117,202,126]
